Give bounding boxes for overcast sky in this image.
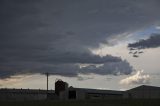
[0,0,160,90]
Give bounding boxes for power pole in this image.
[45,72,49,93]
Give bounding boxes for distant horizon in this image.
[1,82,160,91]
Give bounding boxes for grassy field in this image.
[1,99,160,106]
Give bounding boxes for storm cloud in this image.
[1,0,160,79]
[128,33,160,49]
[80,60,134,75]
[0,59,134,79]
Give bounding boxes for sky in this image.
[0,0,160,90]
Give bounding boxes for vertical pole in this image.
[45,72,49,100]
[46,72,49,92]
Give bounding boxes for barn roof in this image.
[127,85,160,91]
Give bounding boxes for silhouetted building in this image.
[0,80,160,101]
[124,85,160,99]
[55,79,68,96]
[0,88,55,101]
[60,87,124,100]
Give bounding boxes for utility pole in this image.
[45,72,49,93]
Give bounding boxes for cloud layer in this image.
[1,0,160,78]
[128,34,160,49]
[120,70,150,85]
[0,59,134,79]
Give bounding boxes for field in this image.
[1,99,160,106]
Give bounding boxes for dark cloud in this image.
[41,60,134,76]
[0,59,134,79]
[128,33,160,49]
[80,60,134,75]
[128,34,160,57]
[0,52,129,78]
[0,0,160,78]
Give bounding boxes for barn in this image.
[55,80,124,100]
[124,85,160,99]
[60,87,124,100]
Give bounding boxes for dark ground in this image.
[0,99,160,106]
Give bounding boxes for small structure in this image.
[55,79,68,96]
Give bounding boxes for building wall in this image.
[0,89,56,101]
[59,87,124,100]
[0,92,47,101]
[125,86,160,99]
[75,90,86,100]
[59,90,68,100]
[86,92,123,99]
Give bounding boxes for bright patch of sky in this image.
[156,26,160,30]
[89,26,160,89]
[129,26,160,41]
